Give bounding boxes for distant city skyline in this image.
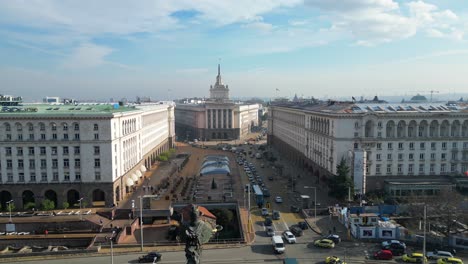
[1,1,468,101]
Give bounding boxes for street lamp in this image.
[139,195,144,252]
[106,230,116,264]
[77,197,84,221]
[304,186,316,224]
[6,200,13,223]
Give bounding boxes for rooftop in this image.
[0,103,169,117]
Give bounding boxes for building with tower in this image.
[175,64,260,141]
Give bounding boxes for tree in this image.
[211,178,217,189]
[211,208,234,229]
[6,202,15,212]
[42,199,55,210]
[328,158,354,200]
[62,201,70,209]
[24,202,36,210]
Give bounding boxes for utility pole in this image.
[139,196,144,252]
[423,204,427,264]
[248,184,251,233]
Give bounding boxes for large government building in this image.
[0,95,175,209]
[175,65,260,141]
[268,100,468,197]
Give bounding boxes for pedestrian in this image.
[99,218,103,226]
[333,226,336,233]
[45,229,48,236]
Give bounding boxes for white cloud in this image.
[61,43,114,69]
[304,0,464,45]
[242,22,275,33]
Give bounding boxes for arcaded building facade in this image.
[0,103,175,209]
[175,65,260,141]
[268,102,468,195]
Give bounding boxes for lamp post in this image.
[423,204,427,264]
[77,197,84,221]
[106,230,116,264]
[6,200,13,223]
[139,195,144,252]
[304,186,316,224]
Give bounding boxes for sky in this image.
[1,0,468,102]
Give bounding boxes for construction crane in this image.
[409,90,440,103]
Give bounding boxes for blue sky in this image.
[0,0,467,101]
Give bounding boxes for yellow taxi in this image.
[325,256,347,264]
[437,257,464,264]
[402,253,428,263]
[314,239,335,248]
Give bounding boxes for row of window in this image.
[3,123,99,132]
[0,171,101,183]
[375,152,466,161]
[354,141,468,150]
[374,163,465,174]
[2,132,100,141]
[2,158,101,169]
[2,146,100,156]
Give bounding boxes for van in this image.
[272,235,285,254]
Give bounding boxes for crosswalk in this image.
[251,208,304,234]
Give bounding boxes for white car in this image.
[282,231,296,244]
[427,250,453,259]
[275,196,283,203]
[261,208,269,216]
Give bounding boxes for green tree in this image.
[211,178,217,189]
[211,208,234,229]
[24,202,36,210]
[6,202,15,212]
[328,158,354,200]
[62,201,70,209]
[42,199,55,210]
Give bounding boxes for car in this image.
[314,239,335,248]
[261,208,269,216]
[298,221,308,230]
[272,210,281,220]
[427,251,454,260]
[282,231,296,244]
[266,226,275,236]
[268,176,274,181]
[324,234,341,244]
[437,257,464,264]
[374,249,393,260]
[289,225,303,237]
[402,253,427,263]
[263,189,271,197]
[382,239,406,256]
[325,256,347,264]
[275,196,283,203]
[264,217,273,226]
[138,252,162,263]
[290,205,300,213]
[260,163,265,168]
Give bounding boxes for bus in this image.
[252,184,264,207]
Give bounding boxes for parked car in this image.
[282,231,296,244]
[402,253,427,263]
[275,196,283,203]
[138,252,162,263]
[266,226,275,236]
[297,221,308,230]
[427,250,454,260]
[382,240,406,256]
[314,239,335,248]
[289,225,303,237]
[272,210,281,220]
[324,234,341,244]
[437,257,464,264]
[261,208,269,216]
[374,250,393,260]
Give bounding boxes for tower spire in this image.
[218,64,220,76]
